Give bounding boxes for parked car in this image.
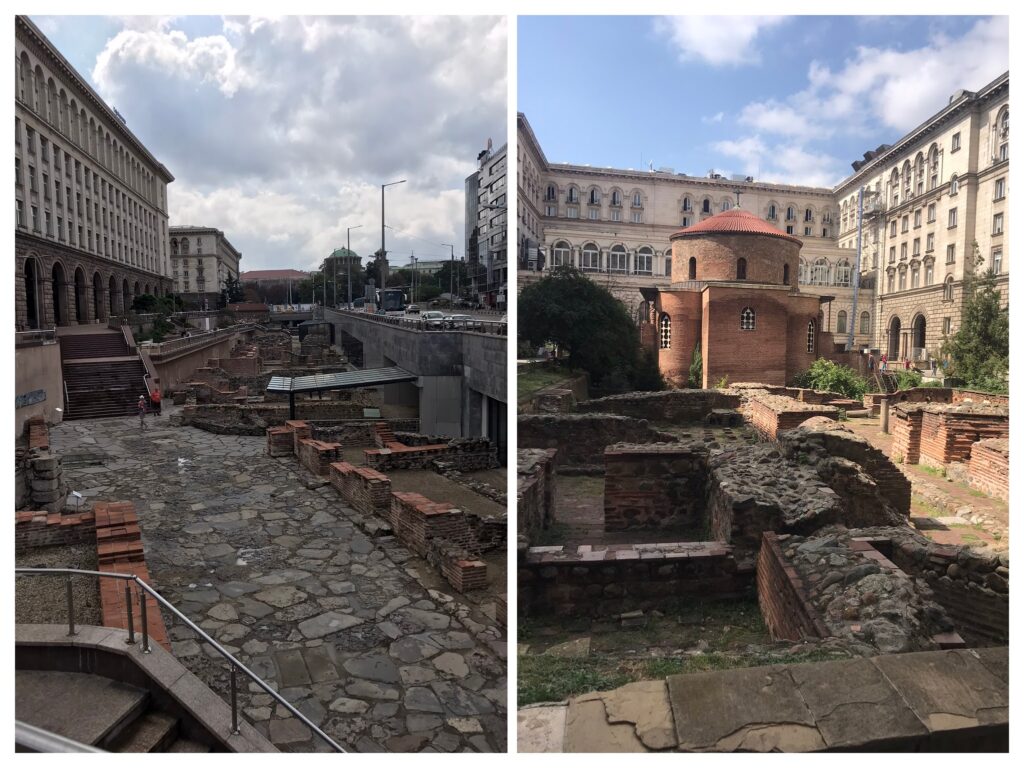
[444,314,481,330]
[421,310,445,329]
[406,304,420,314]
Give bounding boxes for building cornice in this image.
[17,15,175,183]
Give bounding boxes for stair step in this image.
[110,710,179,753]
[167,738,211,753]
[15,670,149,748]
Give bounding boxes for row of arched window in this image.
[659,312,818,352]
[17,49,160,206]
[835,310,872,335]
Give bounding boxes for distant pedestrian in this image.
[138,395,148,430]
[904,357,911,371]
[880,353,888,371]
[867,353,875,373]
[930,358,938,376]
[150,385,162,416]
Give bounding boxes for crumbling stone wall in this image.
[392,433,498,470]
[518,413,678,468]
[968,438,1009,502]
[519,542,749,617]
[20,417,66,513]
[953,389,1009,407]
[517,449,556,538]
[603,443,708,532]
[576,389,740,422]
[310,419,420,447]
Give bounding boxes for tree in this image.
[688,342,703,388]
[519,266,662,390]
[941,245,1009,392]
[218,275,245,309]
[793,358,870,399]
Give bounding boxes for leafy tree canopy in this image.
[793,358,869,399]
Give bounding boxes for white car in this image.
[445,314,481,330]
[421,310,445,329]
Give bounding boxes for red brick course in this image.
[968,438,1009,502]
[746,393,839,439]
[265,426,294,457]
[756,532,830,641]
[15,510,96,552]
[297,438,342,476]
[363,442,450,471]
[26,416,49,451]
[329,461,392,516]
[285,419,312,455]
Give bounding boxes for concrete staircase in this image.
[15,669,210,753]
[59,330,147,420]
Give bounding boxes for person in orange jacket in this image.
[150,385,162,416]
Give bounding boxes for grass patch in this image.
[517,365,582,404]
[918,464,947,479]
[911,495,946,518]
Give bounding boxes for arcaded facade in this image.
[15,15,174,330]
[519,71,1009,360]
[650,209,823,388]
[169,225,242,309]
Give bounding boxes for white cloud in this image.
[81,15,506,271]
[702,112,725,124]
[713,136,845,188]
[654,16,786,67]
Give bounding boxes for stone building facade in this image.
[519,72,1009,360]
[15,15,174,330]
[169,225,241,309]
[834,72,1009,362]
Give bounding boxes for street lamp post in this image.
[346,224,363,309]
[441,243,455,306]
[381,179,407,290]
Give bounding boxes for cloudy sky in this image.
[33,14,507,272]
[519,15,1008,187]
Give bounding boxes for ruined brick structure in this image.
[517,449,557,538]
[603,443,708,531]
[518,413,678,467]
[891,402,1009,468]
[968,438,1009,503]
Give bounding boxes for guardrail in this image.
[143,324,257,356]
[14,329,57,346]
[15,567,345,752]
[15,721,105,753]
[327,309,507,336]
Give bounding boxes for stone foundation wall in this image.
[519,542,750,617]
[518,413,678,467]
[392,434,498,470]
[577,389,740,423]
[296,438,342,476]
[756,532,829,641]
[968,439,1009,502]
[310,419,420,447]
[207,356,260,377]
[953,389,1009,407]
[15,510,96,552]
[603,443,708,532]
[517,449,557,538]
[183,400,369,431]
[746,393,839,440]
[919,407,1009,467]
[329,462,392,517]
[364,443,452,471]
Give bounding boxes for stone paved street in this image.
[50,415,507,753]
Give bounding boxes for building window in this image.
[631,211,643,224]
[567,187,578,204]
[911,265,920,289]
[810,259,829,285]
[943,276,954,301]
[786,225,794,235]
[611,190,621,207]
[632,192,642,208]
[702,198,711,214]
[951,132,961,152]
[45,210,52,236]
[889,246,896,264]
[786,206,795,221]
[898,270,906,291]
[567,206,578,219]
[659,314,671,349]
[948,207,957,228]
[927,203,936,223]
[835,260,852,286]
[31,205,39,232]
[900,243,908,260]
[836,310,847,334]
[946,244,956,264]
[914,209,922,228]
[993,213,1003,235]
[588,188,600,205]
[581,243,600,271]
[635,247,653,275]
[735,258,747,280]
[912,238,921,256]
[806,320,815,354]
[545,205,556,216]
[992,248,1003,275]
[926,233,934,252]
[804,227,812,236]
[767,204,777,220]
[688,256,696,280]
[925,263,934,286]
[609,245,628,273]
[804,208,813,222]
[551,241,569,268]
[740,307,755,331]
[682,197,692,212]
[890,221,897,237]
[950,175,959,195]
[902,215,909,233]
[588,208,599,220]
[942,317,951,335]
[783,263,790,285]
[994,177,1005,200]
[610,209,621,222]
[887,273,895,293]
[16,198,24,227]
[860,311,870,335]
[680,215,691,228]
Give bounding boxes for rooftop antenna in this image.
[735,190,742,208]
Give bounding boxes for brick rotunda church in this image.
[644,207,829,388]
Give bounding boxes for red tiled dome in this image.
[670,208,803,244]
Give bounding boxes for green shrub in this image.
[793,358,869,400]
[893,369,922,390]
[687,343,703,388]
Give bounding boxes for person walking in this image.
[867,352,875,373]
[150,385,162,416]
[138,395,148,431]
[880,353,888,372]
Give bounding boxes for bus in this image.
[379,289,406,312]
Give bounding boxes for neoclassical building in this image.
[169,225,242,309]
[519,71,1009,361]
[15,15,174,330]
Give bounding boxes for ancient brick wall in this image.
[286,419,312,455]
[603,443,708,532]
[363,442,452,471]
[329,462,392,517]
[392,434,497,470]
[207,356,260,377]
[756,532,828,641]
[670,231,799,285]
[953,390,1009,407]
[519,542,750,617]
[654,290,703,385]
[266,426,294,457]
[311,419,420,447]
[745,393,838,439]
[968,439,1008,502]
[918,408,1009,467]
[890,406,924,464]
[15,510,96,552]
[518,413,678,467]
[703,288,795,388]
[517,449,557,538]
[296,438,342,476]
[577,389,741,423]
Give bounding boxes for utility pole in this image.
[380,179,406,291]
[442,243,455,306]
[346,224,362,309]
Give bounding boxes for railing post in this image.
[230,664,240,734]
[65,575,76,637]
[124,583,136,644]
[138,584,151,653]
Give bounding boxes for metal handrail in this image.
[15,721,106,753]
[327,308,507,336]
[15,567,345,752]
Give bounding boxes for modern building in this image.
[519,73,1010,361]
[15,15,175,330]
[465,141,508,307]
[240,268,309,304]
[169,225,241,309]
